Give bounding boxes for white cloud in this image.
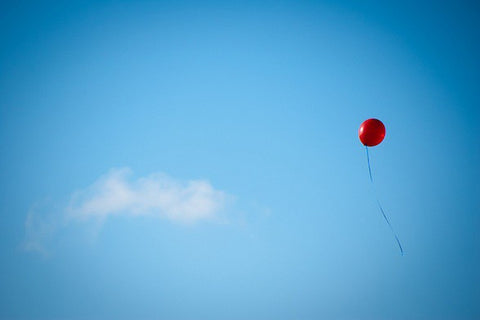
[22,198,65,256]
[23,168,231,255]
[67,168,229,224]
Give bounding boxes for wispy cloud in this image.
[23,168,231,255]
[67,168,229,223]
[23,201,60,256]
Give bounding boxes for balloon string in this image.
[366,146,373,182]
[365,146,404,256]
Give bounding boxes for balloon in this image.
[359,118,386,147]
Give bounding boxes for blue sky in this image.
[0,1,479,319]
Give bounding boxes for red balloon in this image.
[359,118,386,146]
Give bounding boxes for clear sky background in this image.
[0,1,479,319]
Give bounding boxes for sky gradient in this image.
[0,1,479,319]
